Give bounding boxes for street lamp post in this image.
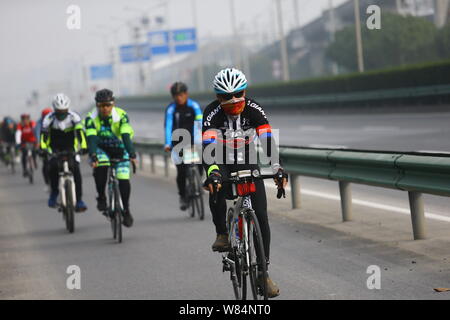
[97,24,122,94]
[354,0,365,72]
[230,0,243,69]
[192,0,205,92]
[275,0,290,82]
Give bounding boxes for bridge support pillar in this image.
[164,155,169,177]
[408,191,427,240]
[150,154,155,174]
[339,181,353,222]
[290,174,301,209]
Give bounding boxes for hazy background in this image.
[1,0,448,119]
[0,0,347,117]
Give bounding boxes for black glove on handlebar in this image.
[90,154,98,163]
[275,169,288,199]
[204,171,222,189]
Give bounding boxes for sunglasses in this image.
[97,102,114,108]
[217,90,245,101]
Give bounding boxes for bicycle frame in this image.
[107,165,124,214]
[58,158,76,208]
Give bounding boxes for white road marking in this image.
[265,184,450,223]
[362,126,400,132]
[416,150,450,154]
[299,125,325,131]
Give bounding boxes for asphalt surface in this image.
[0,162,449,300]
[129,110,450,152]
[130,109,450,219]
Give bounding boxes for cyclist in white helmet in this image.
[40,93,88,211]
[202,68,288,298]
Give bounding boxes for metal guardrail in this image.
[119,84,450,111]
[256,84,450,106]
[134,139,450,241]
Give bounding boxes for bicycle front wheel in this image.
[246,209,268,300]
[114,183,122,243]
[10,150,15,174]
[65,180,75,233]
[28,156,34,184]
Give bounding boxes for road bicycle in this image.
[99,159,136,243]
[216,169,285,300]
[183,149,205,220]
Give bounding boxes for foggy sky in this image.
[0,0,346,117]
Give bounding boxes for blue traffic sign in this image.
[173,28,197,53]
[148,31,170,56]
[119,44,151,63]
[90,64,113,80]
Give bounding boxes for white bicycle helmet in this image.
[52,93,70,110]
[213,68,248,94]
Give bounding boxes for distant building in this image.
[280,0,449,80]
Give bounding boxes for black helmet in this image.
[170,82,188,96]
[95,88,114,103]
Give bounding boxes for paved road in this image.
[130,109,450,220]
[129,110,450,152]
[0,163,448,299]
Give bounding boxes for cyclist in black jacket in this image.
[202,68,287,298]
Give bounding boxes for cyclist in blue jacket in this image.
[164,82,203,210]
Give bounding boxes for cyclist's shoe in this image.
[258,274,280,298]
[179,196,188,211]
[96,196,107,212]
[48,192,58,208]
[75,200,88,212]
[122,209,134,228]
[212,234,230,252]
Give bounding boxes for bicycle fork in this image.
[58,161,76,207]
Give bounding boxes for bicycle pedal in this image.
[222,259,231,272]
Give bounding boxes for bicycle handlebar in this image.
[97,159,137,174]
[210,169,287,202]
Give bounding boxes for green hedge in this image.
[245,59,450,98]
[117,59,450,109]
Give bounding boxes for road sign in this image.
[119,44,151,63]
[148,31,170,56]
[90,64,113,80]
[173,28,197,53]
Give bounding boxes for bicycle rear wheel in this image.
[246,209,268,300]
[192,169,205,220]
[65,180,75,233]
[227,211,247,300]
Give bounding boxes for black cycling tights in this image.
[21,148,37,172]
[209,178,271,261]
[93,166,131,210]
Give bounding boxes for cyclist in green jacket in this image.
[85,89,137,227]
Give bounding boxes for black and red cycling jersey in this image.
[202,97,281,175]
